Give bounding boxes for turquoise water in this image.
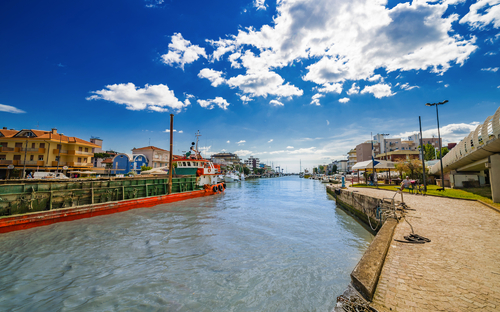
[0,176,373,311]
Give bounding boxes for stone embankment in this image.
[329,185,500,312]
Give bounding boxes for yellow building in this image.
[0,127,99,177]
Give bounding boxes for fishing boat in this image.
[0,128,225,234]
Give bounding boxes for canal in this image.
[0,176,373,311]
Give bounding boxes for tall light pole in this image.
[426,100,448,190]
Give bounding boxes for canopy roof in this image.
[352,160,396,171]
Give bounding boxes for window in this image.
[55,156,60,161]
[57,144,61,149]
[85,148,88,152]
[40,143,45,148]
[187,162,191,166]
[83,158,87,163]
[30,155,34,161]
[78,157,82,162]
[154,163,157,168]
[0,155,5,160]
[14,155,21,160]
[79,147,83,152]
[38,155,43,161]
[31,143,36,148]
[15,143,23,148]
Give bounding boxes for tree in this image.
[422,144,436,161]
[94,152,111,159]
[141,165,152,171]
[437,147,449,159]
[332,164,338,173]
[313,167,318,174]
[243,167,250,175]
[395,161,408,179]
[318,165,325,174]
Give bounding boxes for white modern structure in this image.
[429,106,500,202]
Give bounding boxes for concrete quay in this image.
[346,186,500,312]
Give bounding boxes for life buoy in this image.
[212,186,217,193]
[209,168,211,173]
[218,184,223,192]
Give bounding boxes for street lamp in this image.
[56,133,64,173]
[426,100,448,190]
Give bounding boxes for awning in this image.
[352,160,396,171]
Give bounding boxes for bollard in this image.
[342,176,345,188]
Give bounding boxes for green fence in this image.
[0,176,200,216]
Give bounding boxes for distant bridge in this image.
[429,106,500,202]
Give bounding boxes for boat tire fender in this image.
[218,184,223,192]
[212,186,218,193]
[223,183,226,189]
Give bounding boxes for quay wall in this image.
[326,185,397,302]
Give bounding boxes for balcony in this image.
[13,160,45,166]
[20,147,46,153]
[53,149,93,156]
[0,147,15,152]
[0,160,13,165]
[68,162,93,167]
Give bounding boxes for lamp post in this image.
[56,133,63,173]
[426,100,448,190]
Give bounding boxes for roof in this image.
[0,128,99,147]
[132,146,169,152]
[101,158,113,164]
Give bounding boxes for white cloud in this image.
[288,147,317,154]
[234,149,252,157]
[164,129,179,133]
[485,51,497,56]
[0,103,25,114]
[360,83,395,99]
[197,97,230,110]
[270,99,284,106]
[400,83,419,90]
[347,83,360,95]
[270,150,285,154]
[444,84,450,87]
[397,122,480,144]
[316,82,342,94]
[198,68,226,86]
[226,140,230,143]
[254,0,267,10]
[208,0,476,100]
[268,139,273,143]
[338,97,350,103]
[460,0,500,29]
[198,145,211,157]
[227,70,302,98]
[161,33,207,70]
[178,130,183,134]
[286,146,294,149]
[87,83,189,112]
[240,95,253,104]
[481,67,499,72]
[237,140,246,144]
[310,93,324,106]
[367,74,382,82]
[326,120,330,125]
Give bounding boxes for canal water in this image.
[0,176,373,311]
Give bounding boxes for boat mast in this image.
[195,130,201,159]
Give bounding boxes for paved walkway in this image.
[347,187,500,312]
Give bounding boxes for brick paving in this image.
[347,187,500,312]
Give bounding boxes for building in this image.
[356,141,380,162]
[90,137,103,167]
[132,146,170,169]
[0,127,99,178]
[244,156,260,169]
[210,152,241,167]
[347,148,357,173]
[329,159,348,173]
[111,153,149,175]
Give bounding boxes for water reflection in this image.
[0,176,372,311]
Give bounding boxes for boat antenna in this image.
[195,130,202,159]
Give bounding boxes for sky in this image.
[0,0,499,173]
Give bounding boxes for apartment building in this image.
[132,146,170,169]
[0,127,99,178]
[244,156,260,169]
[347,148,357,172]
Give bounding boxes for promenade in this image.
[347,186,500,312]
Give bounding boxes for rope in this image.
[393,204,431,244]
[337,295,379,312]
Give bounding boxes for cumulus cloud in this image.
[235,149,252,156]
[87,83,190,112]
[360,83,395,99]
[240,95,254,104]
[269,99,284,106]
[338,97,350,103]
[254,0,267,10]
[237,140,246,144]
[198,68,226,86]
[0,103,25,114]
[481,67,499,72]
[347,83,360,95]
[310,93,324,106]
[197,97,230,110]
[161,33,207,70]
[316,82,342,94]
[227,70,302,98]
[207,0,477,100]
[286,146,294,149]
[397,122,481,144]
[268,139,273,143]
[460,0,500,29]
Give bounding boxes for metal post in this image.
[436,104,445,189]
[22,138,28,178]
[419,116,427,192]
[56,134,62,173]
[168,114,174,194]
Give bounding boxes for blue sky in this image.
[1,0,499,172]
